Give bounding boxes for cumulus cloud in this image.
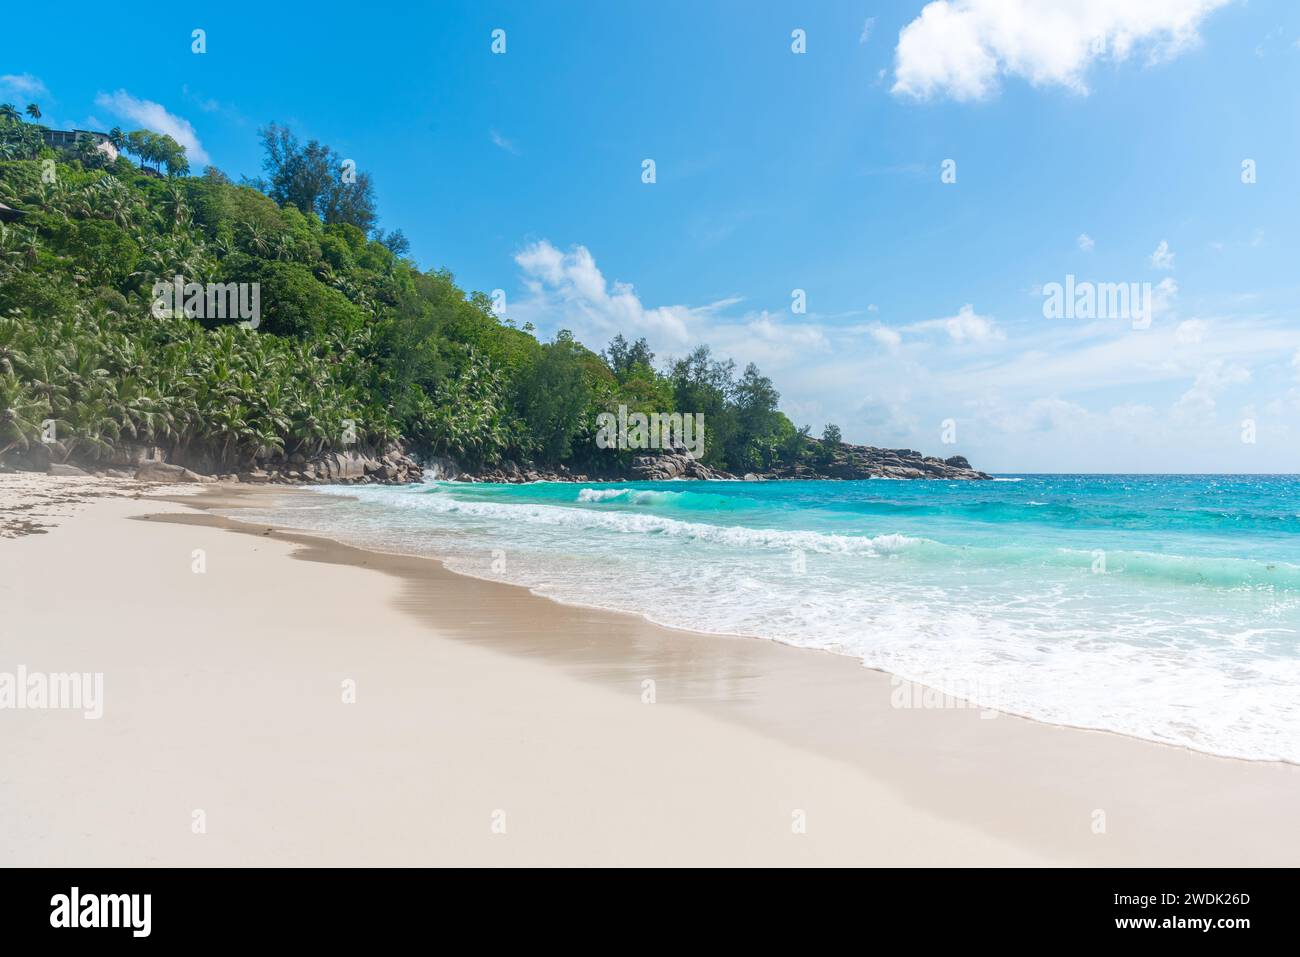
[1175,359,1251,419]
[1150,239,1176,269]
[513,241,730,350]
[891,0,1230,101]
[908,304,1004,343]
[94,90,210,165]
[510,240,837,376]
[867,324,902,349]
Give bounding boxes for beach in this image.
[2,475,1298,866]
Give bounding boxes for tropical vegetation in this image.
[0,107,816,475]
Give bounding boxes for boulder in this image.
[47,463,89,477]
[136,461,214,483]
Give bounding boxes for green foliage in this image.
[0,132,804,476]
[515,335,595,462]
[257,123,377,233]
[124,130,188,176]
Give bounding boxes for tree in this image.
[125,130,157,171]
[321,169,376,233]
[120,130,188,176]
[24,104,41,121]
[160,140,190,177]
[515,336,593,461]
[377,229,410,257]
[0,104,20,124]
[258,123,377,232]
[603,334,655,380]
[822,423,842,446]
[668,345,737,466]
[107,127,126,152]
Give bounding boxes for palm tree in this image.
[24,103,41,121]
[0,103,20,124]
[0,369,52,455]
[158,185,191,231]
[239,222,271,257]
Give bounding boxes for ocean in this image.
[228,474,1300,763]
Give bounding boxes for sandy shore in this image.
[2,475,1298,866]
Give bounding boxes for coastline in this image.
[3,477,1298,865]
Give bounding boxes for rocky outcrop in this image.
[440,441,986,485]
[629,450,732,481]
[762,441,990,481]
[448,448,733,485]
[462,459,588,484]
[232,444,425,486]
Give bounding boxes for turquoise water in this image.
[244,475,1300,762]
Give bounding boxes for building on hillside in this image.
[40,128,119,162]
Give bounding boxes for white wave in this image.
[577,487,681,505]
[350,485,930,557]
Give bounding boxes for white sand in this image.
[2,476,1297,866]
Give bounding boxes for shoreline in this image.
[229,481,1300,767]
[3,477,1299,865]
[190,487,1300,772]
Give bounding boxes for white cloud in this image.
[490,129,519,154]
[891,0,1230,101]
[510,240,838,376]
[867,324,902,349]
[0,73,49,99]
[1175,359,1251,419]
[908,303,1004,343]
[513,241,722,350]
[1175,318,1208,343]
[1152,276,1179,321]
[860,17,877,45]
[93,90,210,165]
[1077,232,1095,251]
[1150,239,1176,270]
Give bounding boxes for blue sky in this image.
[6,0,1300,472]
